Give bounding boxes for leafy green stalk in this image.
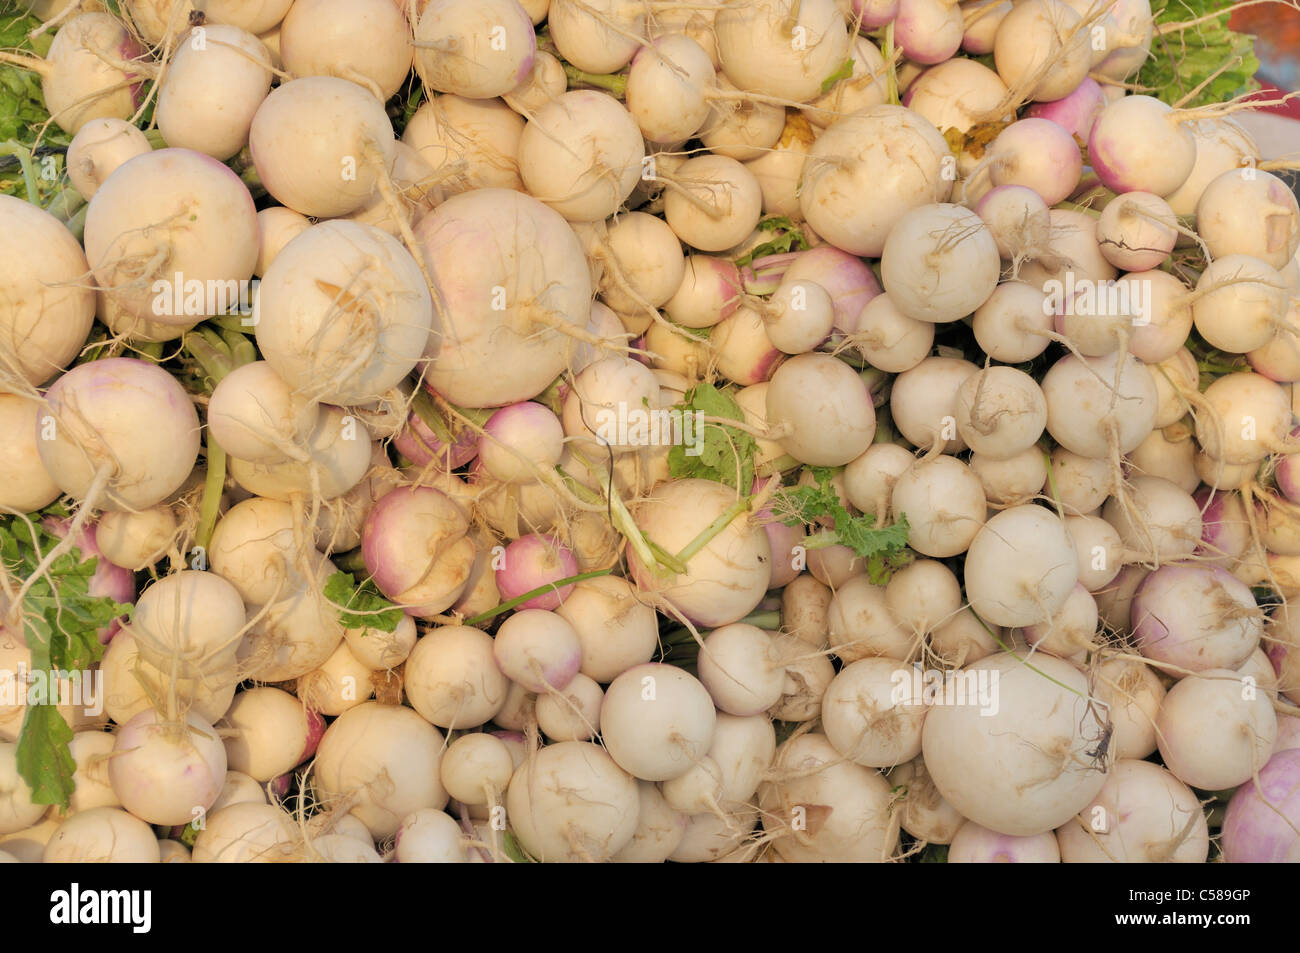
[774,467,913,583]
[3,513,133,807]
[462,568,616,627]
[734,216,810,268]
[323,572,405,633]
[1138,0,1260,110]
[666,382,760,493]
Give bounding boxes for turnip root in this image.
[414,187,593,406]
[1102,474,1202,563]
[0,744,46,836]
[928,608,1002,668]
[0,195,96,386]
[1130,563,1261,673]
[220,687,314,782]
[553,575,659,683]
[1156,669,1276,791]
[991,0,1089,102]
[758,733,898,862]
[964,504,1077,628]
[1024,77,1106,141]
[0,394,60,514]
[283,0,414,101]
[108,710,227,826]
[974,186,1051,262]
[800,105,953,257]
[413,0,534,100]
[1088,95,1196,197]
[827,576,913,663]
[885,560,962,636]
[493,609,582,693]
[405,625,508,728]
[890,757,965,844]
[362,486,476,617]
[1165,117,1259,217]
[881,204,999,324]
[696,623,784,717]
[535,673,603,743]
[715,0,849,102]
[628,479,772,628]
[1041,352,1157,460]
[601,663,716,782]
[66,117,150,200]
[948,821,1060,862]
[889,356,978,453]
[765,353,875,466]
[43,807,161,863]
[662,155,763,253]
[1196,169,1300,271]
[403,94,524,194]
[970,447,1049,507]
[394,808,468,863]
[255,220,434,406]
[131,569,246,681]
[850,293,934,373]
[249,76,397,218]
[20,13,146,135]
[237,563,346,682]
[100,631,236,727]
[953,366,1047,460]
[207,361,321,466]
[547,0,643,73]
[922,652,1108,836]
[1021,583,1097,658]
[191,802,298,863]
[610,781,689,863]
[891,455,988,558]
[1191,255,1287,354]
[1221,749,1300,862]
[506,740,639,862]
[823,658,928,768]
[84,148,259,327]
[344,613,417,671]
[1194,372,1292,466]
[517,90,643,223]
[313,702,448,839]
[157,24,272,160]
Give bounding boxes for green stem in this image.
[61,203,88,241]
[410,387,454,445]
[145,128,167,150]
[883,23,899,106]
[464,568,615,626]
[562,63,627,97]
[195,439,226,552]
[1,140,40,205]
[1053,200,1102,218]
[135,340,164,362]
[674,496,753,564]
[334,548,369,574]
[662,609,781,644]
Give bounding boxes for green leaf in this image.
[820,57,855,94]
[323,571,405,633]
[1137,0,1260,110]
[501,831,535,863]
[0,12,72,202]
[666,382,759,492]
[773,467,913,583]
[15,705,76,808]
[1,509,133,808]
[734,216,810,267]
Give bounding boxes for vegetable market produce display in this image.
[0,0,1297,864]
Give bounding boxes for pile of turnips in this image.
[1,0,1299,864]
